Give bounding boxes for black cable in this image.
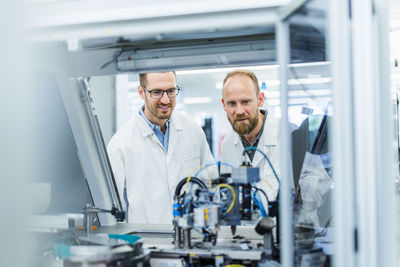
[174,176,207,197]
[252,186,269,204]
[100,48,124,70]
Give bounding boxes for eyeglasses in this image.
[142,86,180,99]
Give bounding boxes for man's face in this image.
[138,72,177,123]
[221,74,264,136]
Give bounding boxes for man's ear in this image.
[138,85,145,100]
[258,91,265,107]
[221,98,227,112]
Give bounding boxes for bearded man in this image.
[221,70,292,201]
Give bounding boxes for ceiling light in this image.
[288,91,309,97]
[267,99,280,106]
[308,89,332,96]
[183,97,212,104]
[288,98,313,105]
[177,64,279,75]
[288,61,330,68]
[215,82,223,89]
[265,91,280,98]
[288,77,332,85]
[128,81,139,88]
[264,79,280,86]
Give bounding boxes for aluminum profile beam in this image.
[26,0,286,44]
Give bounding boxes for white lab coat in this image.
[220,114,293,201]
[107,111,214,224]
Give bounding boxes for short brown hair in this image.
[222,70,260,95]
[139,71,177,87]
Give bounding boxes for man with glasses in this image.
[107,71,214,224]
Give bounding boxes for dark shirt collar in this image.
[240,109,267,147]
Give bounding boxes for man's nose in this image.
[235,104,245,115]
[159,91,171,104]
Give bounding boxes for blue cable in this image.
[194,159,238,177]
[253,190,267,217]
[208,158,238,167]
[243,146,280,185]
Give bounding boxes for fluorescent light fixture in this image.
[264,79,280,86]
[265,91,280,98]
[217,80,280,90]
[288,77,332,85]
[117,39,276,73]
[288,89,332,97]
[183,97,212,104]
[307,74,322,78]
[175,103,185,110]
[308,89,332,96]
[288,90,309,97]
[254,77,332,88]
[177,62,330,75]
[288,98,332,106]
[288,98,313,105]
[215,82,223,89]
[266,99,280,106]
[128,81,139,88]
[288,61,330,68]
[129,98,143,105]
[177,65,279,75]
[217,77,331,92]
[128,92,139,97]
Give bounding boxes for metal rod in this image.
[276,18,293,267]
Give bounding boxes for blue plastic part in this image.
[108,234,141,244]
[54,243,72,259]
[173,203,182,216]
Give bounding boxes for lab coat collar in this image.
[139,106,171,134]
[252,114,279,166]
[261,114,279,146]
[136,110,179,138]
[167,112,184,158]
[135,111,181,156]
[170,112,184,131]
[136,114,154,137]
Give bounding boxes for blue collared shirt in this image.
[139,107,171,152]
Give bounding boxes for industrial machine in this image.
[171,155,276,246]
[28,75,328,266]
[168,158,280,266]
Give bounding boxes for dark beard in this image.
[230,114,259,136]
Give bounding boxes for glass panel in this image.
[287,1,333,266]
[389,5,400,264]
